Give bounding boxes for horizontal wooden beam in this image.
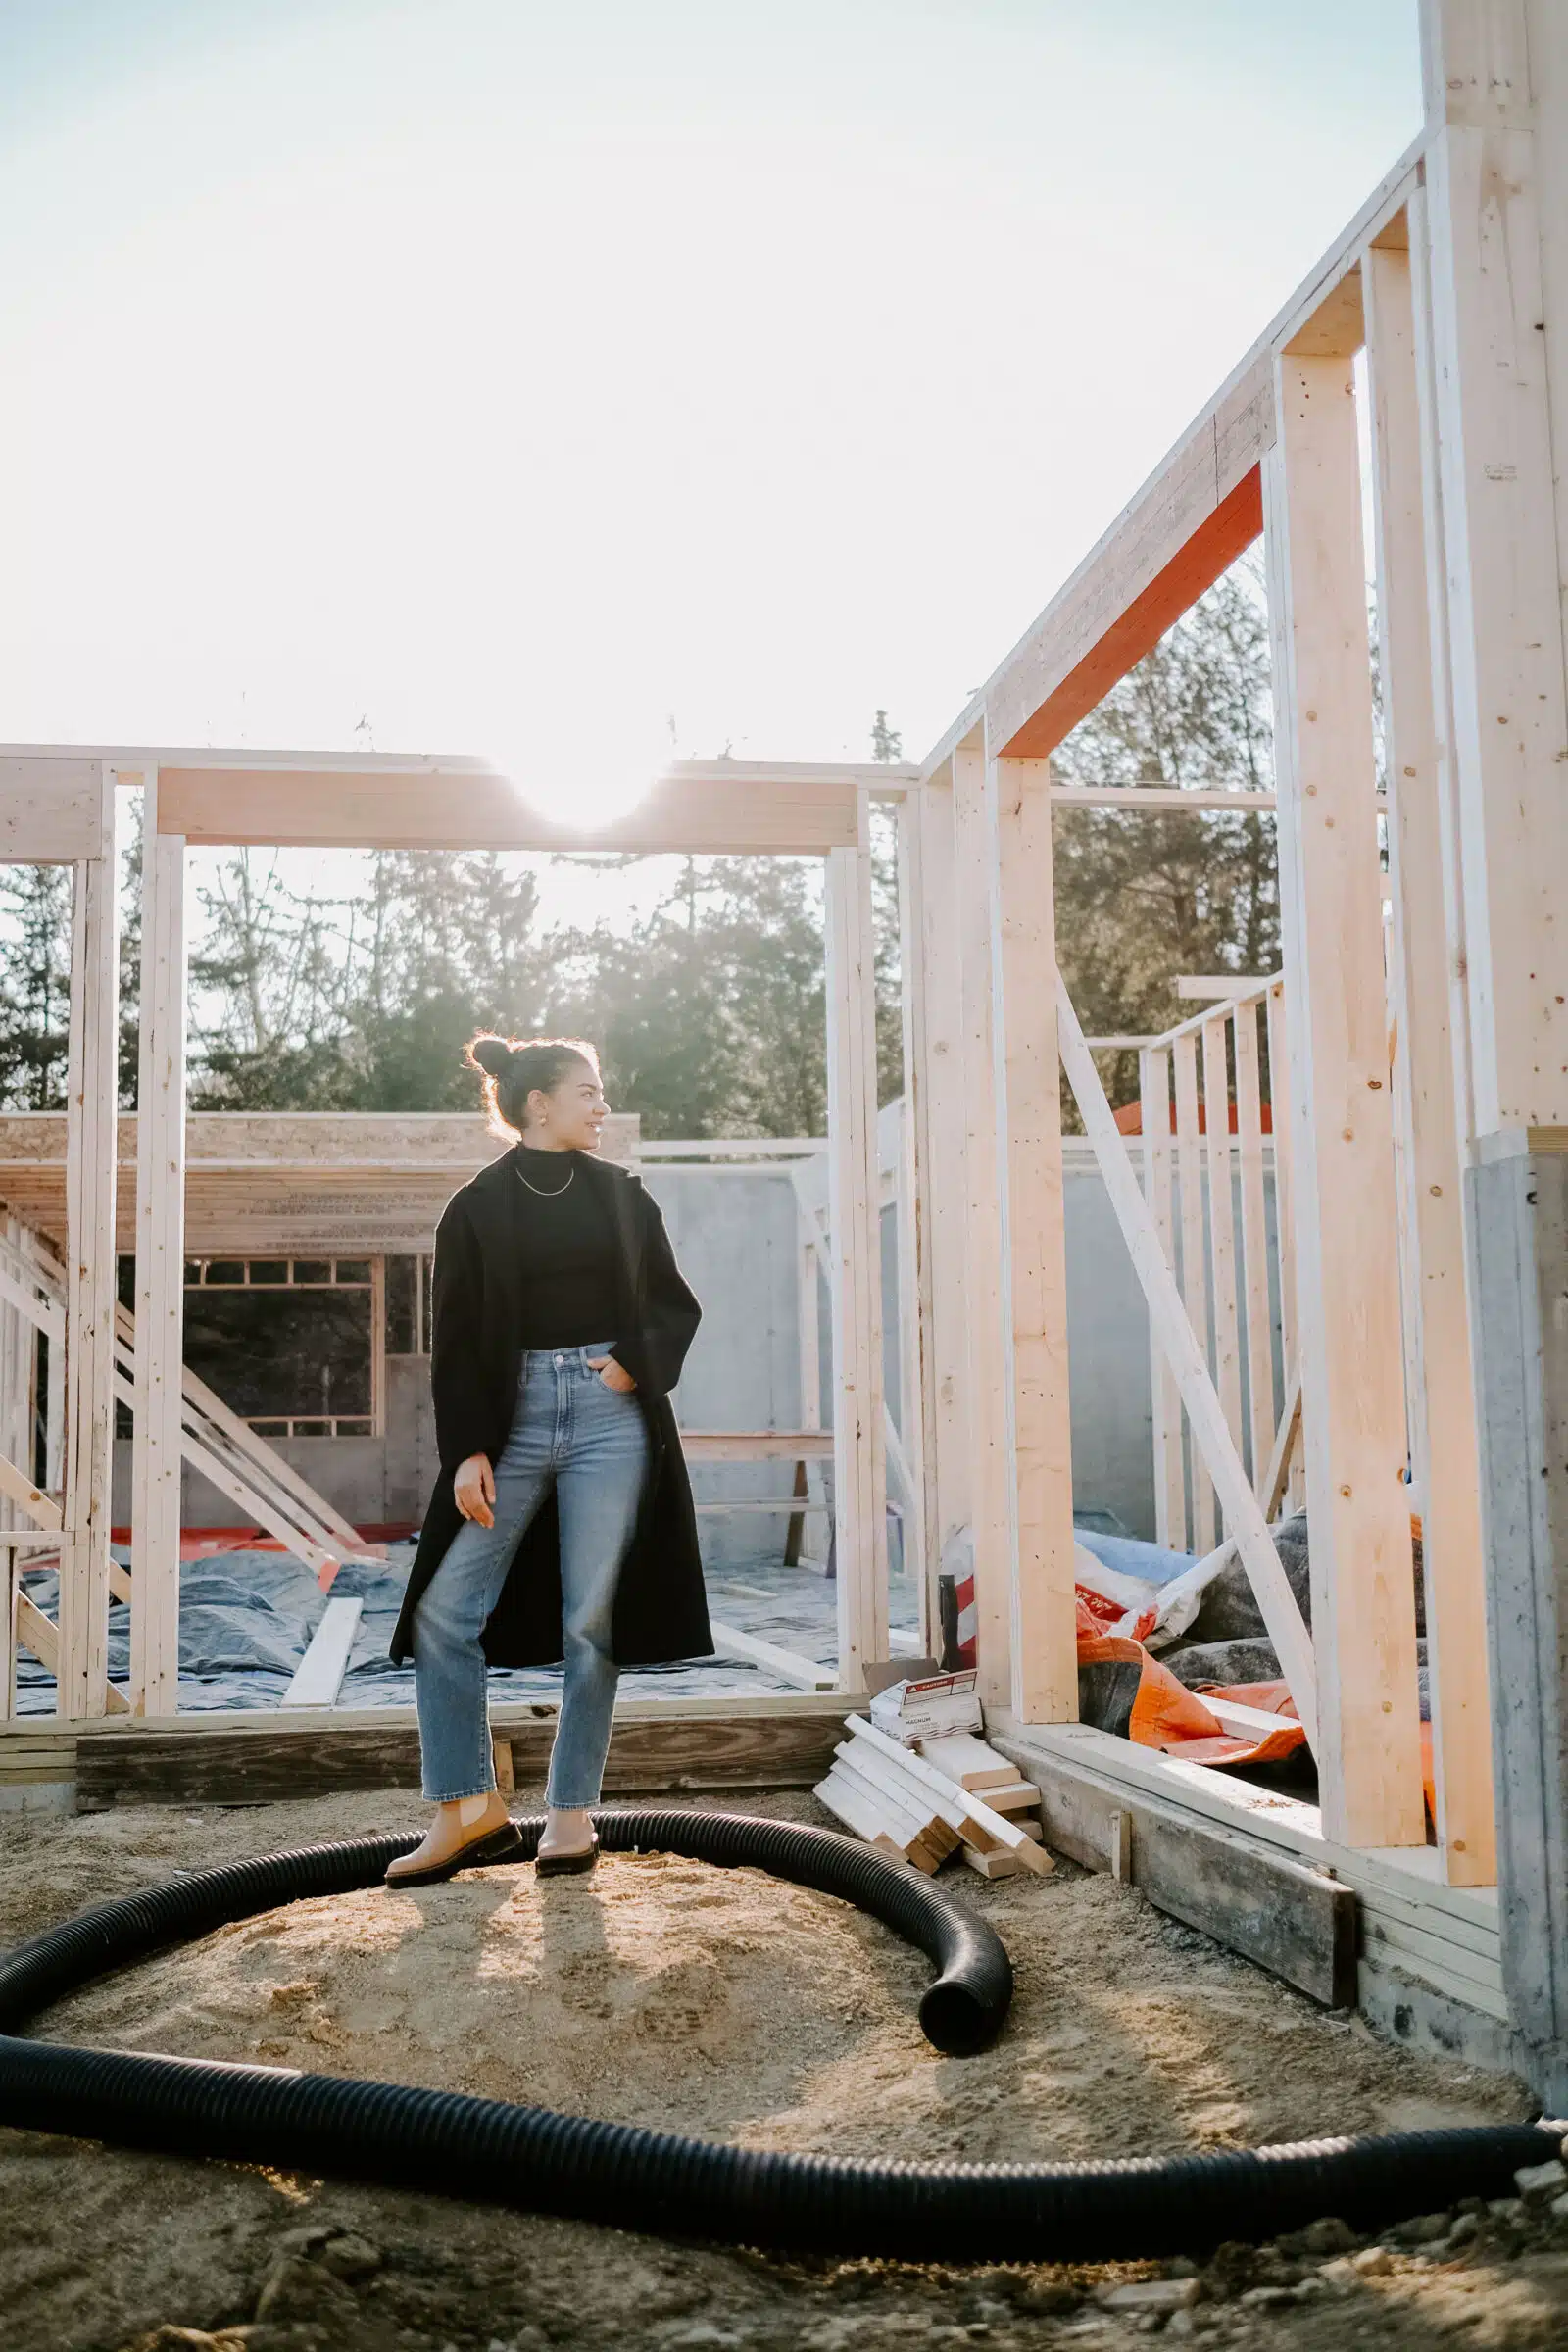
[155,765,862,853]
[932,150,1421,775]
[1049,785,1277,811]
[995,464,1267,760]
[73,1704,851,1808]
[992,1728,1357,2006]
[1176,974,1275,999]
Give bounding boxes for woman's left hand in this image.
[588,1355,637,1394]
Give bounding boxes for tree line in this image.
[0,567,1278,1135]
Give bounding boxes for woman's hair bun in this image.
[463,1030,601,1141]
[466,1034,514,1078]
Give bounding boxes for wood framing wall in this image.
[8,0,1567,2101]
[903,0,1565,2102]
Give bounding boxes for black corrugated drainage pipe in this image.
[0,1809,1559,2261]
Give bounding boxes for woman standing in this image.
[386,1035,710,1885]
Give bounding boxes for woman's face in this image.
[525,1059,608,1151]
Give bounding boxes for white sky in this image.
[0,0,1422,823]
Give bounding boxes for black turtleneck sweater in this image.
[511,1145,622,1348]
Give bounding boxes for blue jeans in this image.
[413,1343,650,1806]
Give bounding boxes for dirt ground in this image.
[3,1784,1565,2352]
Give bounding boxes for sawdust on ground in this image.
[2,1783,1562,2352]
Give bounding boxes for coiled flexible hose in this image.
[0,1808,1558,2260]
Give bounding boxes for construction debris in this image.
[866,1666,982,1744]
[814,1708,1053,1877]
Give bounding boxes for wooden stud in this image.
[1141,1047,1186,1547]
[57,770,120,1722]
[911,768,972,1627]
[1261,1366,1304,1524]
[951,734,1012,1708]
[1418,19,1568,1140]
[369,1255,386,1437]
[986,751,1078,1724]
[892,796,932,1640]
[1172,1032,1216,1550]
[1365,228,1496,1886]
[1262,353,1426,1849]
[1057,979,1319,1744]
[130,790,186,1717]
[823,811,889,1688]
[1202,1014,1245,1463]
[1232,1001,1277,1490]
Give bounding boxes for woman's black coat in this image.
[389,1146,712,1671]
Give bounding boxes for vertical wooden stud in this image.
[1172,1032,1215,1551]
[369,1255,387,1437]
[1366,227,1496,1886]
[1263,353,1427,1850]
[912,768,972,1618]
[1141,1047,1186,1546]
[1233,1002,1277,1490]
[986,751,1077,1724]
[1202,1014,1245,1464]
[951,733,1012,1709]
[58,766,121,1721]
[130,783,186,1719]
[824,809,889,1689]
[892,796,930,1632]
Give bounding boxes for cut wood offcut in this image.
[813,1713,1054,1878]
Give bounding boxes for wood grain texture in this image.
[1264,355,1426,1850]
[952,737,1012,1708]
[1366,231,1496,1886]
[74,1708,850,1810]
[158,768,860,855]
[0,760,108,863]
[994,1732,1356,2007]
[988,756,1077,1723]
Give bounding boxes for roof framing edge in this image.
[926,133,1425,770]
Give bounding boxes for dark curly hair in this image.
[465,1033,601,1141]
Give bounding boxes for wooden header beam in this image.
[0,760,111,863]
[154,765,863,854]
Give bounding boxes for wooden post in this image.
[824,808,889,1688]
[1172,1032,1215,1551]
[1232,1003,1276,1490]
[369,1255,387,1437]
[130,786,186,1719]
[1202,1014,1245,1466]
[1141,1047,1186,1546]
[911,768,972,1623]
[891,794,930,1630]
[985,751,1077,1724]
[951,732,1012,1709]
[1416,0,1568,2098]
[58,766,121,1721]
[1263,350,1427,1850]
[1365,226,1496,1887]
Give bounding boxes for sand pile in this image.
[4,1787,1559,2352]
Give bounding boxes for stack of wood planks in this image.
[814,1713,1054,1879]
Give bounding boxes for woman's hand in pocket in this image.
[588,1355,637,1394]
[454,1452,496,1526]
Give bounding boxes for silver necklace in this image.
[514,1152,575,1200]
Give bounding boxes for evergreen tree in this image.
[1050,560,1278,1113]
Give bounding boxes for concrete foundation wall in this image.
[113,1146,1247,1556]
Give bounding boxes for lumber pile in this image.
[814,1713,1054,1879]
